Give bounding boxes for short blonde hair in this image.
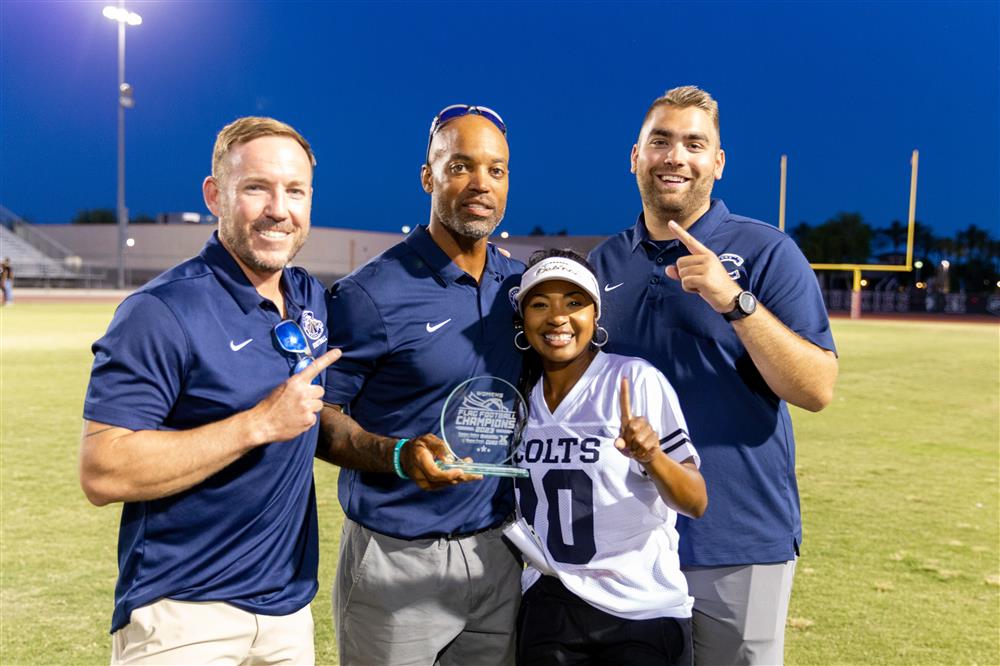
[212,117,316,179]
[642,85,720,141]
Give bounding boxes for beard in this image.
[434,198,503,241]
[219,217,306,274]
[636,171,715,223]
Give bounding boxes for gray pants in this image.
[683,561,796,666]
[334,517,521,666]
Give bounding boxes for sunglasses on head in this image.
[425,104,507,163]
[272,319,319,384]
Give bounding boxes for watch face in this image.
[738,291,757,315]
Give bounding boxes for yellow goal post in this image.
[778,150,919,319]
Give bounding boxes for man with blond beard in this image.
[80,117,339,664]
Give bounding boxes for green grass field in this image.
[2,303,997,665]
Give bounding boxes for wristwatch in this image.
[722,291,757,321]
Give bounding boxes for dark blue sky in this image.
[2,1,998,239]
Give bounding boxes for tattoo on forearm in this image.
[317,409,394,472]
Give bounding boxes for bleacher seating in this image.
[0,226,78,279]
[0,206,90,283]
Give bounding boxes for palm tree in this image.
[806,212,874,264]
[875,220,908,255]
[791,222,817,258]
[989,239,1000,273]
[934,236,956,261]
[952,225,998,291]
[956,224,991,263]
[912,221,937,262]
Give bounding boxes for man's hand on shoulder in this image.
[664,220,742,313]
[488,241,511,258]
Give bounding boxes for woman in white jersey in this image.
[505,249,707,665]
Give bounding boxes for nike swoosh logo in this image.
[229,338,253,351]
[425,319,452,333]
[604,283,624,292]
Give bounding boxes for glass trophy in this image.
[437,375,529,478]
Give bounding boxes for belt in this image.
[356,515,514,542]
[443,522,505,541]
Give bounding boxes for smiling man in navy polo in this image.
[589,86,839,665]
[80,117,340,664]
[317,105,523,665]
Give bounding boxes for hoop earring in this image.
[514,329,532,351]
[591,326,609,348]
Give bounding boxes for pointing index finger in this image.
[619,376,633,424]
[668,220,712,255]
[298,348,342,382]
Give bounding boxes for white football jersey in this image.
[511,352,699,620]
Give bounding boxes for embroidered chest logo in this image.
[426,319,452,333]
[508,286,521,312]
[719,253,746,280]
[300,310,325,341]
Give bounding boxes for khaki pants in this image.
[111,598,314,665]
[683,561,797,666]
[334,517,521,666]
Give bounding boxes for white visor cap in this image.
[513,257,601,318]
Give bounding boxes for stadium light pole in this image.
[103,3,141,289]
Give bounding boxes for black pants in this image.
[517,576,693,665]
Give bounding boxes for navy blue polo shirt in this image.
[324,225,523,540]
[84,232,329,633]
[589,200,836,567]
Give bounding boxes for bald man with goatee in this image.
[316,105,523,665]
